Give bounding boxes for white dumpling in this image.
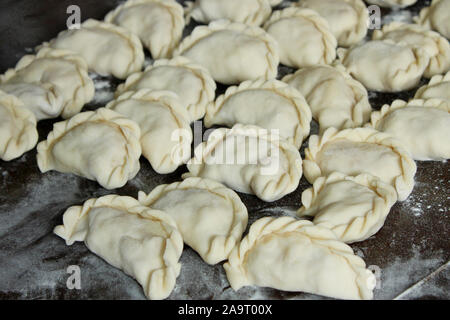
[184,124,302,202]
[303,127,417,201]
[204,79,312,148]
[44,19,144,79]
[298,172,397,243]
[106,90,192,174]
[105,0,184,59]
[0,82,63,121]
[373,22,450,78]
[0,48,94,119]
[364,0,417,7]
[415,71,450,100]
[337,40,430,92]
[282,65,371,133]
[415,0,450,39]
[224,216,376,300]
[54,195,183,300]
[263,8,337,68]
[367,99,450,161]
[174,20,279,85]
[138,177,248,265]
[185,0,272,26]
[116,56,216,122]
[295,0,368,47]
[0,91,38,161]
[37,108,142,189]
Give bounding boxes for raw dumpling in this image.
[0,82,63,121]
[185,0,272,26]
[138,177,248,265]
[106,90,192,174]
[183,124,302,202]
[373,22,450,78]
[105,0,184,59]
[364,0,417,7]
[0,48,94,119]
[0,91,38,161]
[367,99,450,161]
[174,20,279,85]
[298,172,397,243]
[415,0,450,39]
[44,19,144,79]
[116,56,216,122]
[337,40,430,92]
[415,71,450,100]
[54,195,183,300]
[282,65,371,133]
[303,127,417,201]
[263,8,337,68]
[204,79,312,148]
[224,216,376,300]
[37,108,142,189]
[294,0,368,47]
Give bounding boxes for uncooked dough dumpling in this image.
[294,0,368,47]
[204,79,312,148]
[415,0,450,39]
[44,19,144,79]
[364,0,417,7]
[373,22,450,78]
[224,216,376,300]
[303,127,417,201]
[174,20,279,85]
[116,56,216,122]
[415,71,450,101]
[37,108,142,190]
[298,172,397,243]
[337,40,430,92]
[105,0,184,59]
[0,48,94,119]
[185,0,272,26]
[264,8,337,68]
[282,65,371,133]
[54,195,183,300]
[0,91,38,161]
[138,177,248,265]
[184,124,302,202]
[367,99,450,161]
[106,90,192,174]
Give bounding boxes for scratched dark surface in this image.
[0,0,448,300]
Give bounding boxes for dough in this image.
[303,127,417,201]
[337,40,430,92]
[0,91,38,161]
[282,65,371,133]
[298,172,397,243]
[185,0,272,26]
[116,56,216,122]
[224,216,376,300]
[105,0,184,59]
[184,124,302,202]
[263,8,337,68]
[37,108,142,189]
[54,195,183,300]
[294,0,368,47]
[44,19,144,79]
[415,71,450,100]
[373,22,450,78]
[174,20,279,85]
[415,0,450,39]
[106,89,192,174]
[204,79,312,148]
[0,48,94,119]
[138,177,248,265]
[367,99,450,160]
[364,0,417,7]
